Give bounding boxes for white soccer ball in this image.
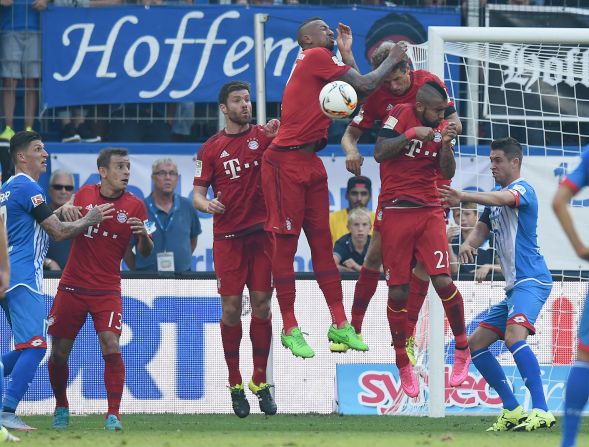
[319,81,358,119]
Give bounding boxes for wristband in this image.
[404,128,417,140]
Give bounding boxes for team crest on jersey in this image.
[247,139,259,150]
[433,132,442,143]
[116,210,128,223]
[30,194,45,207]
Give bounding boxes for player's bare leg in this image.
[48,338,75,430]
[431,274,470,386]
[98,332,124,430]
[248,291,276,416]
[387,284,418,397]
[220,294,249,418]
[405,263,430,365]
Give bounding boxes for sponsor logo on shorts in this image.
[512,314,528,324]
[47,315,55,326]
[285,218,292,231]
[385,269,390,281]
[31,194,45,207]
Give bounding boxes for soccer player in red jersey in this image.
[193,81,279,418]
[261,18,407,359]
[47,148,154,431]
[374,81,470,397]
[334,41,462,362]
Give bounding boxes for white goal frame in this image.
[426,26,589,418]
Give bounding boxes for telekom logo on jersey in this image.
[223,158,260,180]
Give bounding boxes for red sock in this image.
[48,359,69,409]
[103,353,125,418]
[273,235,299,332]
[351,267,380,334]
[221,321,243,386]
[250,315,272,385]
[317,277,347,327]
[434,282,468,349]
[387,297,409,368]
[406,274,429,336]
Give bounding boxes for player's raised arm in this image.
[340,42,408,96]
[374,126,433,163]
[341,125,364,175]
[41,202,114,242]
[553,182,589,260]
[336,23,359,72]
[439,185,516,208]
[439,122,457,179]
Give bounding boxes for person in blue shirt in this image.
[553,148,589,447]
[333,207,372,273]
[124,158,201,272]
[1,131,112,430]
[440,137,555,432]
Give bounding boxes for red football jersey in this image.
[378,103,451,207]
[273,47,350,149]
[59,184,148,293]
[351,70,454,131]
[193,125,272,239]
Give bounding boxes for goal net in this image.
[394,27,589,417]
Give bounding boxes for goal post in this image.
[425,26,589,418]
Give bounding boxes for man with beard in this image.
[193,81,279,418]
[373,81,469,398]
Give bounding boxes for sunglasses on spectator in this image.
[51,184,74,191]
[153,171,179,178]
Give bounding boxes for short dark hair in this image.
[491,137,523,166]
[10,130,42,164]
[297,16,322,47]
[416,81,448,106]
[218,81,251,105]
[97,147,129,169]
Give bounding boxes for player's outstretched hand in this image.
[128,217,148,237]
[388,41,408,65]
[60,204,83,222]
[459,243,477,265]
[413,127,435,142]
[336,23,353,55]
[86,203,115,225]
[442,122,458,144]
[208,191,225,214]
[263,119,280,139]
[438,185,462,207]
[345,150,364,176]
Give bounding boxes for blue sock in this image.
[509,340,548,411]
[1,350,22,377]
[472,347,519,410]
[3,348,46,412]
[562,360,589,447]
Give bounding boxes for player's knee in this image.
[430,274,452,291]
[504,325,527,348]
[388,285,408,302]
[250,297,271,320]
[99,333,121,355]
[50,344,71,364]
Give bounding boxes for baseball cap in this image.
[347,176,372,194]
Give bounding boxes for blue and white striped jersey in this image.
[3,173,50,294]
[482,178,551,291]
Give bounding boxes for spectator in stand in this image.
[448,202,500,281]
[333,207,373,273]
[44,169,75,271]
[124,157,201,272]
[0,0,47,142]
[329,175,375,245]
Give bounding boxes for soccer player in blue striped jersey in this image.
[440,137,555,432]
[1,131,113,431]
[553,147,589,447]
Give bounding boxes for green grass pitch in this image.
[11,414,589,447]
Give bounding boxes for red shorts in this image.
[262,148,330,236]
[214,230,273,296]
[48,289,123,339]
[381,206,451,286]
